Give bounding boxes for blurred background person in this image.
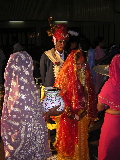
[79,37,96,85]
[94,36,107,94]
[106,42,120,64]
[66,30,79,54]
[12,36,23,53]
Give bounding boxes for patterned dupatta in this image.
[54,49,97,157]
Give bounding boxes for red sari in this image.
[54,50,97,160]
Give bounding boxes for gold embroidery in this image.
[45,48,64,78]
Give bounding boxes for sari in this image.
[98,54,120,160]
[54,49,97,160]
[1,51,51,160]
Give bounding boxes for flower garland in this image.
[53,50,63,78]
[54,60,62,78]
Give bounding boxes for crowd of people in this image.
[0,18,120,160]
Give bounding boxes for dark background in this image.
[0,0,120,61]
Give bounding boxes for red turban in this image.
[53,23,69,42]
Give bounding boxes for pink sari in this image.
[98,54,120,160]
[98,113,120,160]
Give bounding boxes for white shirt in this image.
[56,50,64,60]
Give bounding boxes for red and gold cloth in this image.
[53,23,69,42]
[53,50,97,159]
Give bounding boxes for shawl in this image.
[54,49,97,157]
[1,51,51,159]
[98,54,120,110]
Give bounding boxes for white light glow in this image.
[54,21,68,24]
[9,21,24,23]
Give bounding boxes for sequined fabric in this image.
[1,51,51,160]
[54,49,97,159]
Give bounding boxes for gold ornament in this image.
[46,17,57,37]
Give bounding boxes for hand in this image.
[73,112,86,121]
[49,105,64,116]
[68,113,81,120]
[75,110,87,121]
[43,105,64,121]
[67,113,75,119]
[74,114,80,120]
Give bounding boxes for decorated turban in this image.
[46,17,69,45]
[53,23,69,41]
